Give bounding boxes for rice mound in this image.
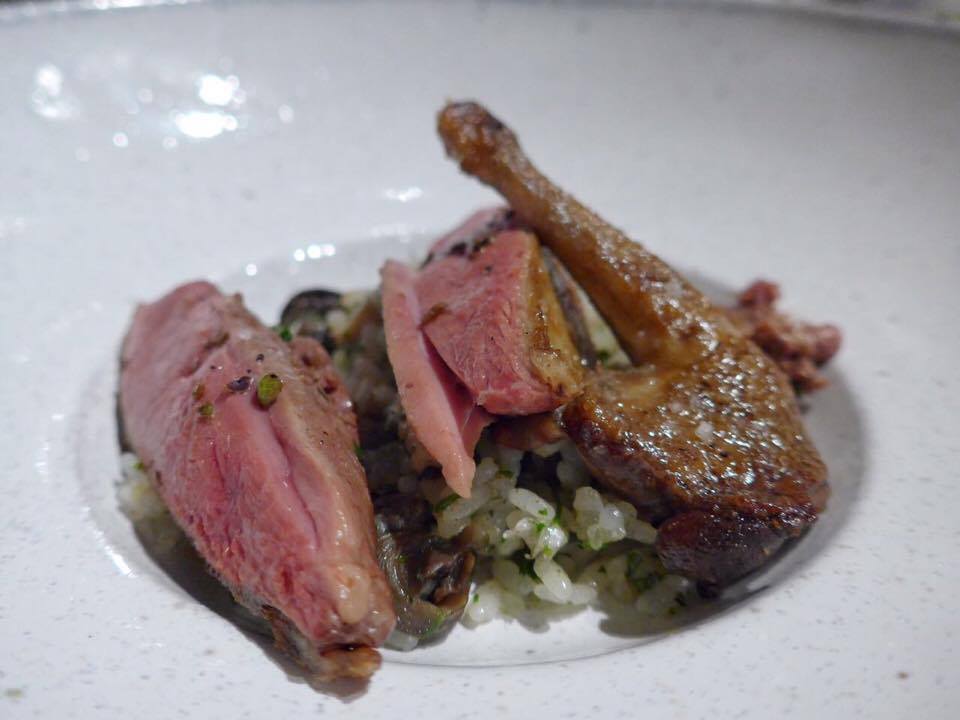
[416,439,689,626]
[117,453,183,556]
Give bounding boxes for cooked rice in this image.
[117,453,182,555]
[415,438,689,626]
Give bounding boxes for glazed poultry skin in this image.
[437,101,829,592]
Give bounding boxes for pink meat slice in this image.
[380,261,492,497]
[119,281,395,678]
[429,206,509,255]
[415,225,583,415]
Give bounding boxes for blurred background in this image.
[2,0,959,30]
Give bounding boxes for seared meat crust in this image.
[437,101,829,590]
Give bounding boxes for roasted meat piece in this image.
[540,246,598,367]
[381,261,493,497]
[119,281,395,679]
[417,211,583,415]
[437,101,829,591]
[728,279,842,392]
[562,356,828,590]
[381,208,583,496]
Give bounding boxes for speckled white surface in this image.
[1,1,959,718]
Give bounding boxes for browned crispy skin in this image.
[438,101,726,368]
[728,279,843,393]
[564,356,828,589]
[437,101,829,591]
[524,238,586,403]
[541,246,598,367]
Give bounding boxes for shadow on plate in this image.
[130,524,370,701]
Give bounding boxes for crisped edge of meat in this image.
[523,238,585,401]
[540,246,597,367]
[727,279,843,393]
[654,511,787,596]
[259,603,382,681]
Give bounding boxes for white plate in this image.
[2,1,958,718]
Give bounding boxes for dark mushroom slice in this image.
[374,493,475,644]
[279,289,343,351]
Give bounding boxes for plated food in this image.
[117,102,840,682]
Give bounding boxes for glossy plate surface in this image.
[1,1,958,717]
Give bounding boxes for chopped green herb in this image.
[472,593,479,604]
[198,402,215,418]
[538,508,549,516]
[512,551,537,580]
[596,349,612,363]
[631,572,662,593]
[353,442,363,458]
[433,494,459,513]
[256,373,283,408]
[424,612,445,637]
[626,550,665,593]
[534,522,545,533]
[133,460,146,472]
[495,469,513,478]
[273,324,293,342]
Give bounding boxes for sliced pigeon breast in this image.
[380,261,492,497]
[119,281,395,679]
[416,226,583,415]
